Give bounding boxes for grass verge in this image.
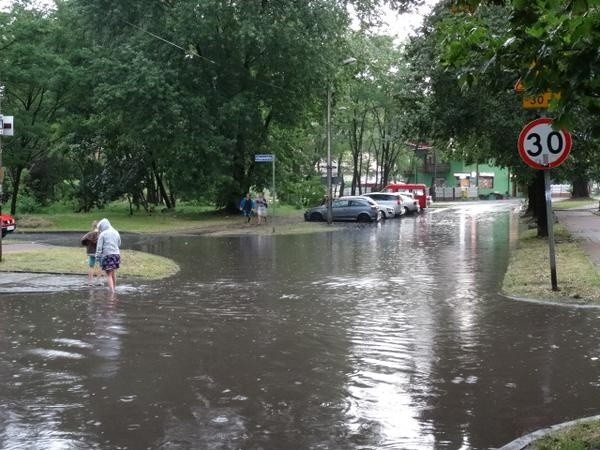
[13,203,333,236]
[502,225,600,304]
[0,246,180,280]
[526,419,600,449]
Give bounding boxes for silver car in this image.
[398,193,420,214]
[362,192,405,218]
[304,196,380,222]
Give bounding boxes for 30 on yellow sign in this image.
[522,92,561,109]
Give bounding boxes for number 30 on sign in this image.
[517,118,572,170]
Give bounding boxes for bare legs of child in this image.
[106,269,117,292]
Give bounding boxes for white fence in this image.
[435,187,478,200]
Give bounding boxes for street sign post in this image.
[517,118,572,170]
[517,117,572,291]
[254,154,276,232]
[254,154,274,162]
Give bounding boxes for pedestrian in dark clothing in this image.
[240,193,255,224]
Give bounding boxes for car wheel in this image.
[378,211,386,221]
[357,213,372,223]
[1,229,6,238]
[310,212,324,222]
[404,207,410,215]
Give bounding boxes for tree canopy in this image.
[0,0,598,217]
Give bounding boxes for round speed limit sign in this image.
[517,118,572,169]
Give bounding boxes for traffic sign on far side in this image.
[255,154,274,162]
[517,118,572,170]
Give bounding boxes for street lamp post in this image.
[326,85,333,224]
[326,57,356,225]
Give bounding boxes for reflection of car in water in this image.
[1,213,16,238]
[304,196,381,222]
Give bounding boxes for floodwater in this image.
[1,201,600,449]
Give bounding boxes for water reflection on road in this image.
[1,201,600,449]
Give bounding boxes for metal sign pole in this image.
[544,168,559,290]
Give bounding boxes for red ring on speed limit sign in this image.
[517,118,572,169]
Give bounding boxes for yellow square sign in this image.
[522,92,561,109]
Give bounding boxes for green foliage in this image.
[280,176,326,209]
[14,191,43,214]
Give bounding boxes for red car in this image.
[1,213,15,238]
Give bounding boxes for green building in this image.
[405,151,513,199]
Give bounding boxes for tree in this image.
[0,2,74,214]
[65,0,425,211]
[407,1,598,235]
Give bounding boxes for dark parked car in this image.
[1,213,16,238]
[304,196,380,222]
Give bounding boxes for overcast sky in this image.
[378,0,439,43]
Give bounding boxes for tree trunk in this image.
[571,175,590,198]
[8,166,23,216]
[152,163,173,209]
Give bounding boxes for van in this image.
[383,183,431,209]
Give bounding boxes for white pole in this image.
[272,156,275,233]
[326,85,332,224]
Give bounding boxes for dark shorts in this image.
[101,254,120,271]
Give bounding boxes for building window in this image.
[479,176,494,189]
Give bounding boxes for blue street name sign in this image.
[255,154,274,162]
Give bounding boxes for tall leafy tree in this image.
[0,1,74,214]
[64,0,424,211]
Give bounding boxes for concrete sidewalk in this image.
[555,204,600,268]
[0,272,95,293]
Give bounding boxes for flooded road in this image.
[2,201,600,449]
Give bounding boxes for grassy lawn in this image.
[527,419,600,449]
[1,245,179,279]
[553,197,599,210]
[14,202,306,234]
[502,225,600,304]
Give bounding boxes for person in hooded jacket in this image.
[95,218,121,292]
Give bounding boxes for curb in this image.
[499,415,600,449]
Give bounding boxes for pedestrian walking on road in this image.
[255,192,268,225]
[240,192,255,224]
[81,220,101,286]
[95,218,121,292]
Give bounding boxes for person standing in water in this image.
[95,218,121,292]
[81,220,101,286]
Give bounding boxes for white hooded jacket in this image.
[95,218,121,259]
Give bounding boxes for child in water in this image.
[81,220,101,286]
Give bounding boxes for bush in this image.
[15,192,43,214]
